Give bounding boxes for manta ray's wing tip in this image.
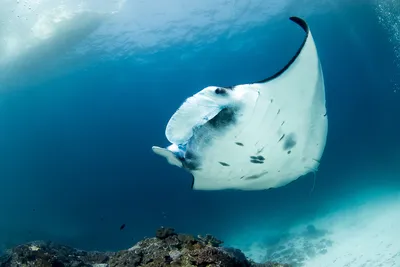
[289,16,309,33]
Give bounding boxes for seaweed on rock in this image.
[0,227,290,267]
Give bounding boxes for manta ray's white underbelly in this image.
[190,68,327,190]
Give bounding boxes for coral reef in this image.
[0,227,289,267]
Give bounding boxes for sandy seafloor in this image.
[228,188,400,266]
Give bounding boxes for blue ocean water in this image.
[0,0,399,265]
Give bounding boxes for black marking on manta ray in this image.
[235,142,244,146]
[219,161,230,167]
[250,156,265,161]
[217,17,310,89]
[244,171,269,180]
[283,133,297,150]
[214,87,228,95]
[278,134,285,142]
[250,159,264,164]
[185,150,196,160]
[183,160,201,171]
[182,151,201,171]
[287,150,292,154]
[250,155,265,161]
[207,107,237,129]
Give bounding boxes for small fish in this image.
[120,224,126,230]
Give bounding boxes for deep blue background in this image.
[0,1,399,253]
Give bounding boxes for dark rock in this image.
[177,234,195,245]
[0,227,290,267]
[108,250,142,267]
[0,242,114,267]
[155,227,176,240]
[197,234,223,247]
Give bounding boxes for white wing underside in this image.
[152,18,328,191]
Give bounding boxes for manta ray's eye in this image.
[214,87,227,95]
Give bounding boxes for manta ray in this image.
[152,16,328,191]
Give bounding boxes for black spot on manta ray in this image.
[250,159,264,164]
[244,171,269,180]
[283,133,297,150]
[219,161,230,167]
[250,155,265,162]
[185,150,196,160]
[235,142,244,146]
[182,150,202,171]
[207,107,237,129]
[214,87,228,95]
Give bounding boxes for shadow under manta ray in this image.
[152,16,328,191]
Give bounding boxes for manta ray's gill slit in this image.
[281,121,285,126]
[278,134,285,142]
[233,88,260,141]
[258,95,282,144]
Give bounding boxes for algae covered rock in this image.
[0,240,112,267]
[0,227,290,267]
